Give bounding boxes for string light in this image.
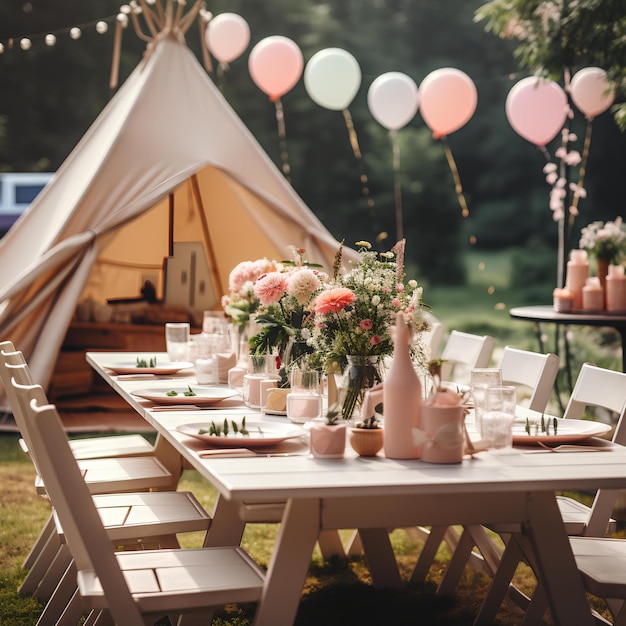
[0,15,116,52]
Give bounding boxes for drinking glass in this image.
[287,367,323,423]
[165,322,190,362]
[192,333,218,385]
[242,354,277,408]
[470,368,503,433]
[481,385,517,450]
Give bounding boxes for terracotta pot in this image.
[310,422,347,459]
[349,427,384,456]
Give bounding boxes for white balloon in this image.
[367,72,419,131]
[570,67,615,119]
[304,48,361,111]
[205,13,250,64]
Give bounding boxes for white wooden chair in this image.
[411,346,560,594]
[500,345,560,412]
[0,341,155,460]
[475,363,626,624]
[12,377,265,626]
[422,311,445,360]
[439,330,495,384]
[0,349,204,615]
[3,360,213,625]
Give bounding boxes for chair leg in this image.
[22,513,55,569]
[317,530,347,560]
[19,520,61,597]
[34,544,72,603]
[475,537,526,624]
[410,525,449,585]
[36,560,77,626]
[56,587,89,626]
[437,527,476,595]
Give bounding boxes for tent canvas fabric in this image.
[0,33,354,405]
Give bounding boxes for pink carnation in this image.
[359,319,373,331]
[228,260,272,294]
[315,288,357,314]
[370,335,381,345]
[254,272,289,306]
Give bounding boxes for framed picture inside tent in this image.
[164,242,217,311]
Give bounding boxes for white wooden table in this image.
[87,351,626,626]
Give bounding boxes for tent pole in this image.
[168,193,175,257]
[190,174,224,300]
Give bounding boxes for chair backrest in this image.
[499,346,560,412]
[563,363,626,535]
[422,312,445,360]
[440,330,495,383]
[0,344,46,449]
[564,363,626,428]
[9,376,145,625]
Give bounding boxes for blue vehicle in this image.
[0,172,54,236]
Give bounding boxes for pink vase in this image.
[382,312,422,459]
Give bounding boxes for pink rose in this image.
[359,319,373,331]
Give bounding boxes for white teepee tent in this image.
[0,28,352,402]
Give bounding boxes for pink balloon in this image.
[248,36,304,102]
[505,77,568,147]
[205,13,250,64]
[419,68,478,138]
[570,67,615,119]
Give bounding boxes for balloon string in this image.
[274,98,291,182]
[342,109,374,210]
[570,118,593,215]
[391,130,404,241]
[442,136,469,218]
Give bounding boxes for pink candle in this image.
[565,249,589,310]
[606,265,626,312]
[582,277,604,311]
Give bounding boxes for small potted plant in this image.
[349,415,384,457]
[309,404,347,459]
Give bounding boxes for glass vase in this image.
[337,355,383,422]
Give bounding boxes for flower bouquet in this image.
[246,247,327,382]
[579,217,626,266]
[310,240,429,419]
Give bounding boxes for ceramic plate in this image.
[131,386,237,405]
[512,417,611,445]
[105,356,193,375]
[177,419,305,447]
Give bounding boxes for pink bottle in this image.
[383,312,422,459]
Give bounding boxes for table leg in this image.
[254,498,320,626]
[524,491,594,626]
[202,496,246,547]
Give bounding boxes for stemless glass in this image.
[470,368,503,434]
[165,322,190,362]
[481,385,517,450]
[286,367,323,423]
